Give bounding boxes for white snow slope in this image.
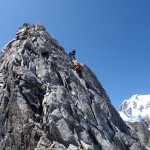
[118,94,150,126]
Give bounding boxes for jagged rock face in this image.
[128,122,150,148]
[0,23,145,150]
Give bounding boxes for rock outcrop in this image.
[0,23,146,149]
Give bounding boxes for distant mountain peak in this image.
[118,94,150,148]
[118,94,150,123]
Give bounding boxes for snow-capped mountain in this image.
[118,94,150,148]
[118,94,150,125]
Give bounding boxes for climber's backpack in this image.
[72,65,83,71]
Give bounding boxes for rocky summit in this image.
[0,23,147,150]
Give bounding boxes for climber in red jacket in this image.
[72,62,83,78]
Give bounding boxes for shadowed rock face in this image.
[0,23,145,149]
[128,122,150,147]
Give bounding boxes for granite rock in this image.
[0,23,146,150]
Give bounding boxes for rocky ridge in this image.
[0,23,147,149]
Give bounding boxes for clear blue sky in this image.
[0,0,150,109]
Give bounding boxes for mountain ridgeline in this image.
[0,23,147,150]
